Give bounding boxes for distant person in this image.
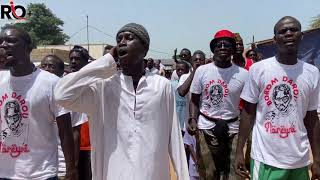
[145,58,160,74]
[188,30,248,179]
[69,45,90,73]
[0,25,76,180]
[40,54,87,180]
[171,48,192,80]
[244,49,258,70]
[235,16,320,180]
[178,50,206,98]
[184,131,199,180]
[171,61,190,132]
[103,44,114,55]
[54,23,189,180]
[68,45,92,180]
[40,55,65,77]
[155,59,165,76]
[178,50,206,180]
[233,33,245,67]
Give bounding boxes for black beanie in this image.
[117,23,150,49]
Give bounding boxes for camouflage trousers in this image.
[196,130,243,180]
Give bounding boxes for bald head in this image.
[274,16,301,35]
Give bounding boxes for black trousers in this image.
[78,150,92,180]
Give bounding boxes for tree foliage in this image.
[310,15,320,29]
[3,3,69,46]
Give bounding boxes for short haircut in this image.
[2,25,33,52]
[245,49,257,58]
[180,48,191,55]
[193,50,206,58]
[42,54,65,71]
[176,60,189,70]
[104,44,113,50]
[274,16,301,35]
[69,45,90,62]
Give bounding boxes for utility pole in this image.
[86,15,90,53]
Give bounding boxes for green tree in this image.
[310,15,320,29]
[4,3,69,46]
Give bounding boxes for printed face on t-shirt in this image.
[209,84,224,106]
[272,84,292,112]
[4,100,22,132]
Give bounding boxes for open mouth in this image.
[0,49,14,67]
[118,48,128,57]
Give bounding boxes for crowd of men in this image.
[0,15,319,180]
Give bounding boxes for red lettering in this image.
[22,113,28,118]
[0,142,29,158]
[283,76,288,82]
[11,92,17,98]
[292,84,297,89]
[271,78,278,85]
[2,93,8,102]
[264,121,296,138]
[266,84,272,90]
[16,95,22,101]
[21,105,28,112]
[267,101,272,106]
[20,99,25,106]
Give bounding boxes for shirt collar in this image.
[119,72,149,93]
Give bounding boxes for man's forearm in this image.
[189,95,200,119]
[54,54,117,113]
[57,114,77,175]
[73,125,81,170]
[178,71,195,97]
[236,102,256,153]
[305,111,320,164]
[311,121,320,164]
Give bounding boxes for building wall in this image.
[36,44,110,60]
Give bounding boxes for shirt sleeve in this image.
[54,54,117,115]
[50,78,70,118]
[240,67,260,104]
[190,68,202,94]
[167,83,190,180]
[71,112,88,127]
[171,70,179,81]
[309,70,320,111]
[178,74,188,87]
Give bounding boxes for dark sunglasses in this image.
[214,41,233,49]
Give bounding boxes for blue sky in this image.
[1,0,320,58]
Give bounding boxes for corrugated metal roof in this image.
[256,28,320,45]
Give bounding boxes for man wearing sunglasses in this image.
[188,30,248,179]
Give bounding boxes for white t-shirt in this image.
[145,67,160,75]
[183,131,199,177]
[240,57,320,169]
[190,63,248,133]
[0,69,68,179]
[57,112,88,177]
[177,73,191,130]
[179,73,190,87]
